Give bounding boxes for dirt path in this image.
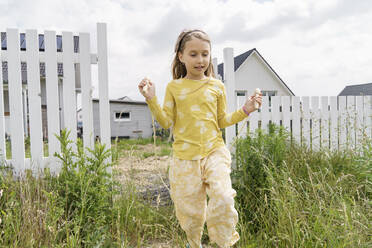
[114,144,171,192]
[113,144,216,248]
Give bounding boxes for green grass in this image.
[232,124,372,247]
[0,129,371,247]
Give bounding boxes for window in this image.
[236,91,246,96]
[115,111,131,121]
[261,90,277,96]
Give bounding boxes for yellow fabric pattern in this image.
[169,146,240,247]
[146,77,248,160]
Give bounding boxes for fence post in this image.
[0,49,6,161]
[97,23,112,168]
[223,48,235,149]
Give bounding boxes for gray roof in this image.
[338,83,372,96]
[217,49,254,79]
[92,98,147,105]
[1,32,79,52]
[1,32,79,83]
[77,98,148,112]
[217,48,295,96]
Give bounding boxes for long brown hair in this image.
[171,29,215,79]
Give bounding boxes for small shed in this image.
[77,97,153,139]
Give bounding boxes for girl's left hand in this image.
[243,92,262,114]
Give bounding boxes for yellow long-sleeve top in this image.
[146,77,248,160]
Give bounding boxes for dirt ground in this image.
[114,144,171,193]
[113,144,216,248]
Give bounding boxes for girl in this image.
[138,29,262,248]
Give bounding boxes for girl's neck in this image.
[184,74,208,81]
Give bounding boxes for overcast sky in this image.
[1,0,372,103]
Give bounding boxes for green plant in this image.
[232,124,372,247]
[49,129,115,246]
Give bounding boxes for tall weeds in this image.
[233,124,372,247]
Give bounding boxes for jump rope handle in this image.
[254,88,261,110]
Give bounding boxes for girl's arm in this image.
[145,84,175,130]
[217,84,252,128]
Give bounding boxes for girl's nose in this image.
[197,54,203,62]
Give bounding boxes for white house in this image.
[217,48,295,97]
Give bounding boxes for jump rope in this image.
[142,76,261,151]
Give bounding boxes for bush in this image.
[48,129,115,246]
[0,129,185,247]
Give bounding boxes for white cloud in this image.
[1,0,372,103]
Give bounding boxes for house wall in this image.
[92,101,153,139]
[234,53,292,96]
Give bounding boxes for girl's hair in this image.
[171,29,215,79]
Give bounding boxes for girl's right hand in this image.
[138,77,155,100]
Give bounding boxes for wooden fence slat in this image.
[249,111,259,135]
[26,29,43,168]
[330,96,338,150]
[271,96,280,126]
[292,97,301,145]
[7,29,26,173]
[0,51,6,160]
[62,32,77,146]
[237,95,247,138]
[79,32,94,149]
[311,96,320,150]
[364,96,372,140]
[347,96,355,149]
[301,96,310,146]
[282,96,290,132]
[45,31,61,171]
[339,96,347,150]
[261,96,269,132]
[355,96,363,146]
[321,96,329,150]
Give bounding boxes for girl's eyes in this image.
[190,54,209,57]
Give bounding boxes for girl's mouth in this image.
[195,66,204,70]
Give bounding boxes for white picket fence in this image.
[0,23,111,174]
[217,48,372,151]
[235,95,372,151]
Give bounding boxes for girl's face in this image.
[178,37,211,80]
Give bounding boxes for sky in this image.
[1,0,372,103]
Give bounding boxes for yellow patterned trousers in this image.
[169,146,240,248]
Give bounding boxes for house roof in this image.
[77,98,148,112]
[1,32,79,82]
[338,83,372,96]
[1,32,79,52]
[217,49,255,79]
[116,96,132,101]
[217,48,295,96]
[92,98,147,105]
